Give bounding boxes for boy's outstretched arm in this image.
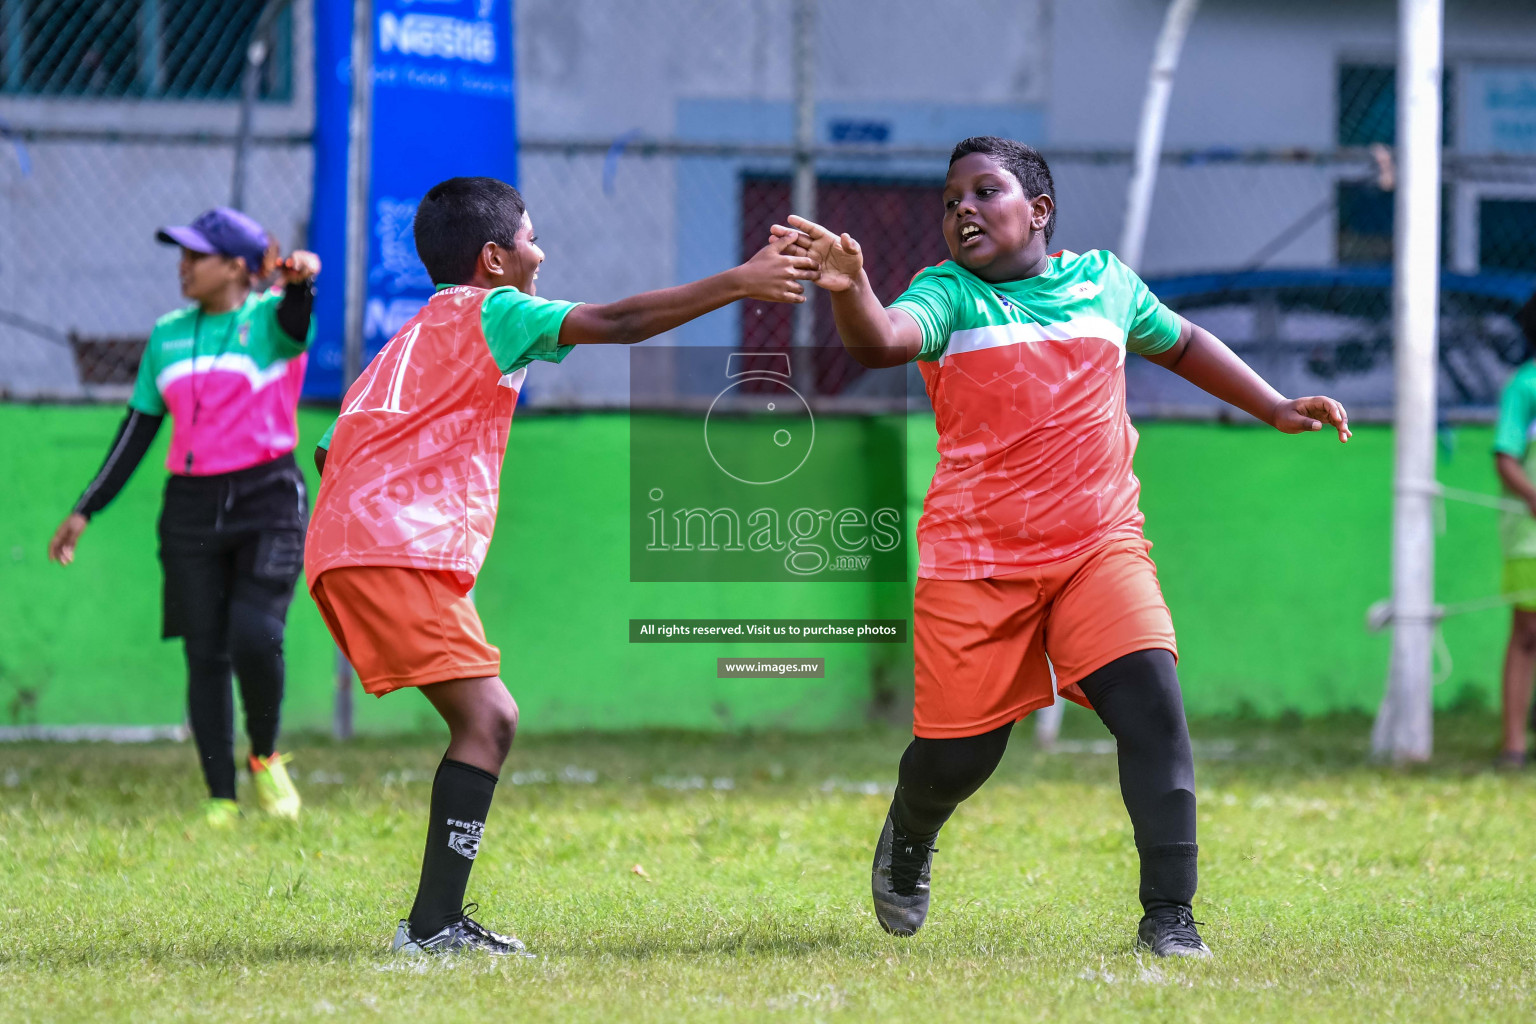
[781,215,922,368]
[1145,317,1352,442]
[557,231,815,345]
[1496,454,1536,516]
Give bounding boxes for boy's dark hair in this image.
[949,136,1056,244]
[413,176,527,285]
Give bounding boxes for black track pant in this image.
[890,649,1198,911]
[159,455,306,801]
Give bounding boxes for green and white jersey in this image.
[1494,361,1536,559]
[889,249,1182,578]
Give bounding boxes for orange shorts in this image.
[310,566,501,696]
[913,536,1177,739]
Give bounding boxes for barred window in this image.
[1337,64,1397,147]
[1479,199,1536,273]
[1336,181,1453,267]
[1336,61,1454,148]
[0,0,292,100]
[1336,61,1455,266]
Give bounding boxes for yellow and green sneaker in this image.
[250,753,302,820]
[201,797,241,829]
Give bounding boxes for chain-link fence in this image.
[513,0,1536,417]
[0,0,312,401]
[1,0,1533,417]
[1125,151,1536,418]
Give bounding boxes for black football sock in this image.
[1075,649,1199,912]
[1137,842,1199,911]
[408,758,499,936]
[890,723,1012,839]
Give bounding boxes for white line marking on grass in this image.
[1049,738,1242,758]
[1046,740,1117,755]
[819,778,887,795]
[0,724,189,743]
[303,771,348,785]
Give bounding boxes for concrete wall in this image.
[1049,0,1536,274]
[513,0,1536,407]
[4,0,1532,404]
[513,0,1052,406]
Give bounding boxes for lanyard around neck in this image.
[184,305,241,473]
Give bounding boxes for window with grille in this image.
[1336,61,1454,148]
[739,174,950,397]
[1335,61,1454,265]
[0,0,292,100]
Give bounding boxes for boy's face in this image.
[178,247,246,302]
[504,212,545,295]
[941,153,1053,282]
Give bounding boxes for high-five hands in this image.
[736,229,821,303]
[771,215,862,292]
[1271,396,1351,443]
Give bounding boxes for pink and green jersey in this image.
[890,249,1182,580]
[129,288,313,475]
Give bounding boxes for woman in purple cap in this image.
[48,207,320,828]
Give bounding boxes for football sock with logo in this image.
[408,758,499,936]
[1075,649,1199,912]
[890,723,1013,839]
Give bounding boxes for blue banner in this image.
[305,0,517,399]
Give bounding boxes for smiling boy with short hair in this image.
[307,175,814,955]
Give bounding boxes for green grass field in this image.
[3,713,1535,1023]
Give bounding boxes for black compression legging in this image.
[184,577,290,800]
[890,649,1198,910]
[159,457,306,802]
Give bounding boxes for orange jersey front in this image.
[890,252,1183,579]
[305,284,576,585]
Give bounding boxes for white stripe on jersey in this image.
[156,352,296,395]
[940,315,1128,367]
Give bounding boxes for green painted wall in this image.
[0,405,1508,731]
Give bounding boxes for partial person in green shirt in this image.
[1491,292,1536,767]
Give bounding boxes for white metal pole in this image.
[230,27,265,210]
[343,0,372,393]
[334,0,373,741]
[1034,697,1065,750]
[1371,0,1443,763]
[1119,0,1201,272]
[791,0,816,394]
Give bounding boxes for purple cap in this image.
[157,207,270,272]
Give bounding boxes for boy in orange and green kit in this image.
[786,137,1351,958]
[306,176,814,955]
